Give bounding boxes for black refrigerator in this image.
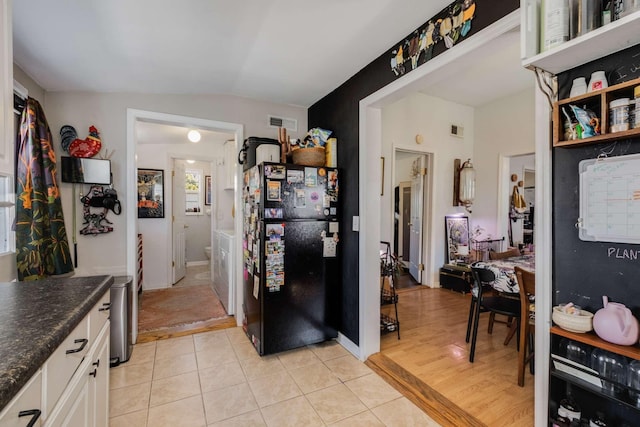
[242,162,340,355]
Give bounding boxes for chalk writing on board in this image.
[579,153,640,244]
[608,247,640,260]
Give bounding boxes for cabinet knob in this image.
[18,409,41,427]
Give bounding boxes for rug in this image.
[138,285,228,332]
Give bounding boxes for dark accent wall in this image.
[308,0,519,345]
[554,44,640,315]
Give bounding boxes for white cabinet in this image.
[223,140,236,190]
[0,293,111,427]
[0,371,42,427]
[46,325,109,427]
[212,230,235,315]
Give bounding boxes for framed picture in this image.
[137,169,164,218]
[205,175,212,206]
[445,215,470,264]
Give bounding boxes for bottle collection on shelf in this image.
[543,0,640,54]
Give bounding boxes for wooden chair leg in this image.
[517,323,529,387]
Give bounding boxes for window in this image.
[0,173,14,254]
[185,169,203,214]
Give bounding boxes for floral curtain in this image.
[15,97,74,280]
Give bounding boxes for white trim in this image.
[533,81,552,427]
[336,332,360,359]
[126,109,244,343]
[357,10,521,361]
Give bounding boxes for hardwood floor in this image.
[375,286,534,426]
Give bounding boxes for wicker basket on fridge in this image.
[291,147,326,167]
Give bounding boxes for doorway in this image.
[126,109,243,343]
[392,149,429,287]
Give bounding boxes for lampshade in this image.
[458,159,475,209]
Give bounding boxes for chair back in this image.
[515,266,535,322]
[489,247,521,260]
[471,265,496,298]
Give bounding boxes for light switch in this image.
[352,216,360,232]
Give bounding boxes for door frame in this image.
[356,10,521,361]
[126,109,243,343]
[391,148,431,284]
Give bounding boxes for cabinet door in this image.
[0,371,42,427]
[89,325,110,427]
[45,371,90,427]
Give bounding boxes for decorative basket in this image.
[552,306,594,333]
[292,147,326,167]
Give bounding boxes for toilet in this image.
[204,246,211,260]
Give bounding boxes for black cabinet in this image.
[439,264,471,294]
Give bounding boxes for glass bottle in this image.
[628,359,640,408]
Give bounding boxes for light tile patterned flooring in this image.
[109,327,440,426]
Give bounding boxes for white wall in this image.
[473,87,535,239]
[382,93,474,285]
[380,87,535,285]
[41,92,307,280]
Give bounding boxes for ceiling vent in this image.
[268,115,298,132]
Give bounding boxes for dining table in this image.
[473,253,535,344]
[474,253,535,293]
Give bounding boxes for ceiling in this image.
[12,1,533,111]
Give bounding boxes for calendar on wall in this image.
[579,153,640,243]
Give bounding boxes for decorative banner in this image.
[388,0,476,77]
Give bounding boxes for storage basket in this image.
[291,147,326,167]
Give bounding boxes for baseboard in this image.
[337,332,361,360]
[187,261,209,267]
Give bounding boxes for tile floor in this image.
[109,327,440,426]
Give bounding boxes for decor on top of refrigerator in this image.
[242,162,340,355]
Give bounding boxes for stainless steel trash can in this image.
[110,275,133,367]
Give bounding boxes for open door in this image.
[409,156,425,282]
[172,160,187,284]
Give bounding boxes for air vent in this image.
[450,124,464,138]
[268,115,298,132]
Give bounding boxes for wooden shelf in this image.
[550,326,640,360]
[553,77,640,147]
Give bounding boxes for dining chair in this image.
[468,265,521,363]
[515,266,535,387]
[488,247,521,260]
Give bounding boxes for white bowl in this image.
[552,306,594,333]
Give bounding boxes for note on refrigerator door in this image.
[323,237,337,257]
[253,275,259,299]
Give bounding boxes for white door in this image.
[172,160,187,284]
[409,156,425,282]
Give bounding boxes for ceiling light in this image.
[187,130,201,143]
[186,159,195,164]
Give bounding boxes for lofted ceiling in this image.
[12,0,533,111]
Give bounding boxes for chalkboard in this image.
[579,153,640,243]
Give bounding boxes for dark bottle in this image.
[589,411,607,427]
[558,394,581,422]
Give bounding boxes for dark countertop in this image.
[0,275,113,412]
